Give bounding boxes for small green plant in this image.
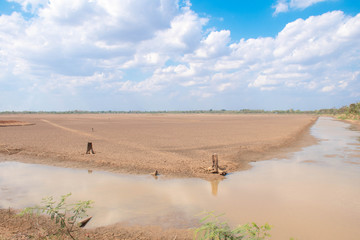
[194,212,271,240]
[20,193,93,240]
[337,115,346,120]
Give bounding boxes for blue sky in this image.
[0,0,359,111]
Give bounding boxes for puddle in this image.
[1,117,360,240]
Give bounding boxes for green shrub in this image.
[194,212,271,240]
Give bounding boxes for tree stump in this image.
[212,153,219,173]
[86,142,95,154]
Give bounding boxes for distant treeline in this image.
[335,102,360,120]
[0,109,315,114]
[1,102,359,116]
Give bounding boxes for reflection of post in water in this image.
[210,179,221,196]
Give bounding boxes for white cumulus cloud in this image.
[136,11,360,99]
[273,0,329,15]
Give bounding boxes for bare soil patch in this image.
[0,114,317,179]
[0,120,34,127]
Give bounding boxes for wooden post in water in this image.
[86,142,95,154]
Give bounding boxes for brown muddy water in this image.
[1,117,360,239]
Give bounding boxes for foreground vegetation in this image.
[20,193,93,240]
[194,212,271,240]
[16,194,277,240]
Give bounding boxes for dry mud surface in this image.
[0,114,319,239]
[0,114,317,179]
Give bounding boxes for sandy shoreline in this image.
[0,114,318,179]
[341,119,360,131]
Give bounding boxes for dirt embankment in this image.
[0,114,318,179]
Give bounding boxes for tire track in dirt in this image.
[40,119,190,162]
[41,119,99,139]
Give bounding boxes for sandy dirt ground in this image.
[0,114,318,239]
[0,114,317,179]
